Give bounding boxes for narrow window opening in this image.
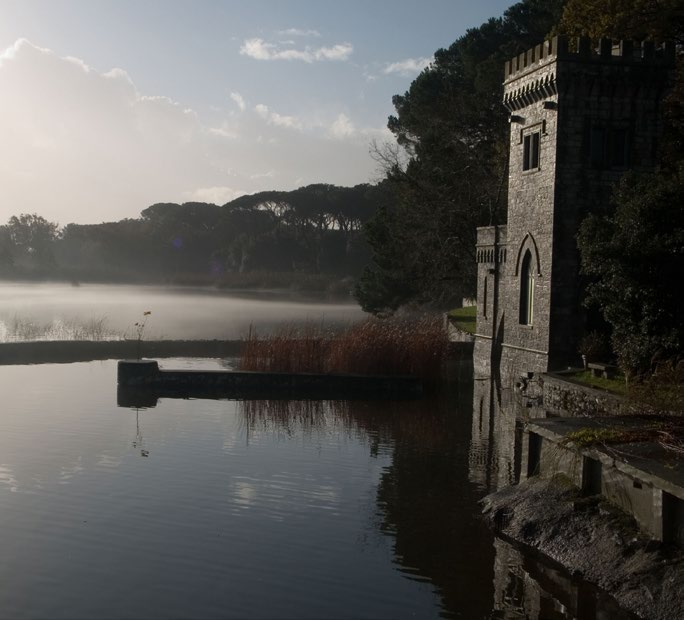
[523,132,541,171]
[519,250,534,325]
[483,275,488,319]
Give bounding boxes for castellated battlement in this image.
[503,36,676,111]
[504,35,676,82]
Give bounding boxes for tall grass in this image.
[0,315,119,342]
[238,314,448,388]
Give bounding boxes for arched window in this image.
[519,250,534,325]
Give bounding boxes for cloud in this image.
[254,103,303,130]
[0,38,36,64]
[329,113,355,139]
[383,56,433,76]
[230,92,246,111]
[239,38,353,63]
[315,44,353,62]
[209,125,238,139]
[279,28,321,38]
[249,170,274,180]
[0,39,380,225]
[186,186,245,204]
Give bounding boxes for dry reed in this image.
[238,314,448,389]
[0,315,118,342]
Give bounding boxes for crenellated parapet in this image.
[503,35,676,111]
[476,225,507,265]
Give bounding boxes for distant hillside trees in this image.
[354,0,565,314]
[0,183,378,289]
[6,213,60,271]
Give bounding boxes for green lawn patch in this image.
[568,370,627,395]
[447,305,477,334]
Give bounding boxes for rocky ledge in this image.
[482,475,684,620]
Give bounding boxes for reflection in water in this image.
[469,377,521,493]
[0,359,638,619]
[132,409,150,458]
[491,538,639,619]
[239,387,497,619]
[471,373,637,619]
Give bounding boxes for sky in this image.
[0,0,514,225]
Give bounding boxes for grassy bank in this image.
[447,306,476,334]
[567,370,627,395]
[567,364,683,414]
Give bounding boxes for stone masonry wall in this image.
[474,225,507,376]
[501,50,558,370]
[493,37,674,376]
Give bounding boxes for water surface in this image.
[0,358,639,619]
[0,281,364,341]
[0,359,493,619]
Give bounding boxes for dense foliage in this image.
[354,0,565,314]
[0,183,379,291]
[562,0,684,374]
[557,0,684,43]
[577,167,684,375]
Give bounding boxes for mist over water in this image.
[0,281,365,341]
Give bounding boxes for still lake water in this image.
[0,282,365,341]
[1,359,493,619]
[0,284,637,618]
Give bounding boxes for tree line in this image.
[0,183,386,290]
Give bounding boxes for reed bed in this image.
[0,315,119,342]
[238,314,448,388]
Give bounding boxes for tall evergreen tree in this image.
[355,0,565,314]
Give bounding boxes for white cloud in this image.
[0,38,37,64]
[270,112,302,130]
[239,38,273,60]
[279,28,321,38]
[249,170,274,180]
[383,56,433,76]
[209,125,238,139]
[0,39,379,225]
[314,44,354,62]
[254,103,302,130]
[230,92,246,111]
[329,113,355,139]
[239,38,353,63]
[186,186,245,205]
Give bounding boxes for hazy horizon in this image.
[0,0,513,226]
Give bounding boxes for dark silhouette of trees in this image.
[566,0,684,375]
[557,0,684,44]
[577,167,684,376]
[5,213,60,270]
[1,184,377,289]
[355,0,565,314]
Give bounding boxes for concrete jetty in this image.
[522,415,684,545]
[117,360,422,405]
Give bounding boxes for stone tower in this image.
[473,36,675,381]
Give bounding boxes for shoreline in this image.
[0,340,243,365]
[482,475,684,620]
